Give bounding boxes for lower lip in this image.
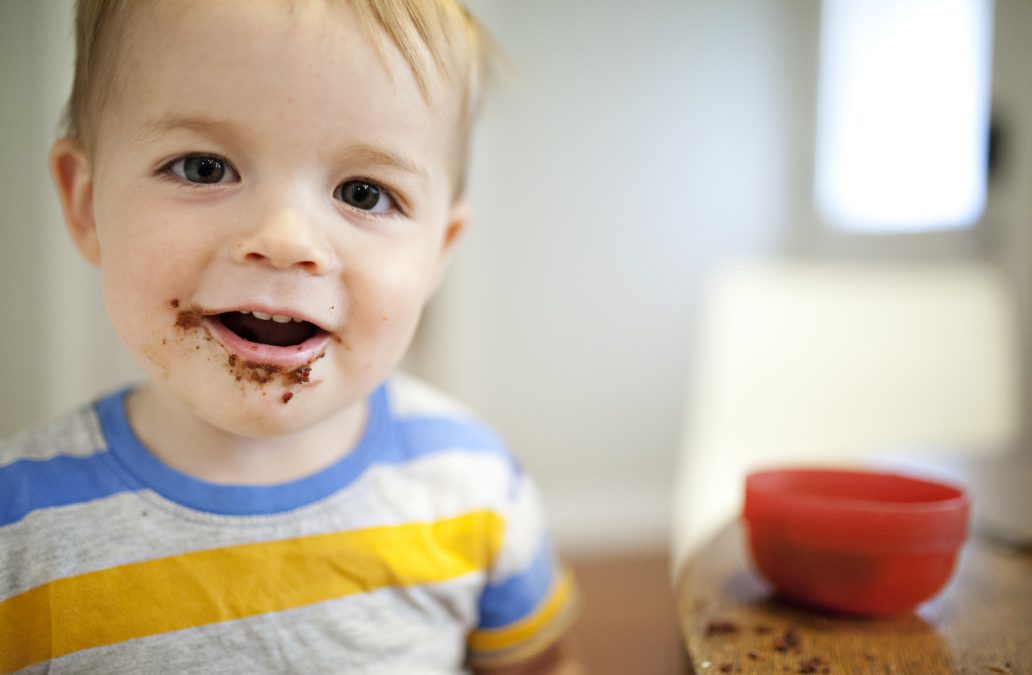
[203,316,331,368]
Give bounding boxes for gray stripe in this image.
[0,405,105,468]
[42,579,479,674]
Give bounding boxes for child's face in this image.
[56,0,466,437]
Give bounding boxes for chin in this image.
[203,403,322,439]
[168,379,326,438]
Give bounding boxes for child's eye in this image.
[167,155,239,184]
[334,180,397,214]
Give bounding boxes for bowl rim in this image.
[743,467,970,552]
[746,466,967,510]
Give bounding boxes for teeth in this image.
[237,310,304,324]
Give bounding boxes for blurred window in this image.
[814,0,994,234]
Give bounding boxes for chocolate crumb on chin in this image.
[227,352,325,387]
[282,392,294,404]
[172,305,326,390]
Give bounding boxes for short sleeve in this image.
[466,472,579,668]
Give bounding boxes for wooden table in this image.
[676,521,1031,674]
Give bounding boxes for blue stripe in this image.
[99,388,392,516]
[1,381,520,524]
[0,452,135,527]
[477,537,555,629]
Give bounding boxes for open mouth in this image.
[218,311,321,347]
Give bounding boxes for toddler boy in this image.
[0,0,578,672]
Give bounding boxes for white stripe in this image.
[0,405,106,469]
[488,476,548,582]
[388,373,475,420]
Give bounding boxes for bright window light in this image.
[814,0,994,233]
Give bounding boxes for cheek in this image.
[93,182,219,272]
[347,263,434,345]
[94,201,216,312]
[100,252,163,334]
[99,236,179,321]
[94,219,210,369]
[99,264,175,378]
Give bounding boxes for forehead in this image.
[101,0,461,180]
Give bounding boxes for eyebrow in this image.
[340,144,429,180]
[135,114,430,180]
[134,114,240,146]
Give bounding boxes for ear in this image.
[430,200,468,292]
[50,138,101,266]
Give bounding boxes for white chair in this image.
[671,259,1022,574]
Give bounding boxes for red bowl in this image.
[743,468,969,615]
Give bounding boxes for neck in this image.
[126,383,368,485]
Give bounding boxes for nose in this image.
[231,205,337,274]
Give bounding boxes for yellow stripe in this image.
[0,510,503,672]
[467,569,576,656]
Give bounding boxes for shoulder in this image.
[385,372,476,419]
[0,401,107,467]
[385,373,511,459]
[377,374,522,504]
[1,395,121,534]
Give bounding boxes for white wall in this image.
[988,0,1032,446]
[415,0,802,552]
[0,1,48,432]
[410,0,1032,552]
[1,0,143,442]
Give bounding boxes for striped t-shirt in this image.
[0,375,575,674]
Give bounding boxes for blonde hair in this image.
[62,0,494,194]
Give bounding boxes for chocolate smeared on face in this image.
[175,308,203,329]
[171,303,326,391]
[226,352,324,387]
